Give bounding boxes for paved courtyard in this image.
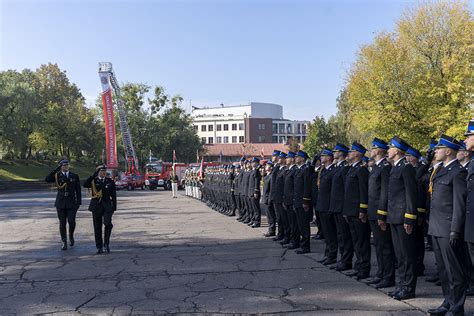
[0,189,473,315]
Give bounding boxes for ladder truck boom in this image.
[98,62,140,175]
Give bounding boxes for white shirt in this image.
[352,160,362,167]
[375,158,385,166]
[325,163,334,170]
[394,157,405,166]
[444,159,457,168]
[336,160,345,167]
[63,171,69,178]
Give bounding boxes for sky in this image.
[1,0,414,120]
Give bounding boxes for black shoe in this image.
[295,249,310,254]
[272,236,283,242]
[417,270,425,277]
[375,280,395,289]
[104,244,110,253]
[425,244,433,251]
[96,248,103,254]
[329,263,339,270]
[317,257,328,263]
[365,277,381,285]
[435,280,442,286]
[69,236,75,247]
[344,270,359,277]
[466,286,474,296]
[287,243,299,250]
[427,306,448,315]
[356,273,370,280]
[323,259,337,266]
[314,233,324,240]
[279,239,290,245]
[251,223,261,228]
[388,288,401,297]
[393,288,415,300]
[335,264,352,272]
[426,274,440,283]
[264,232,276,237]
[61,241,68,251]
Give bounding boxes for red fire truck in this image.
[144,162,172,190]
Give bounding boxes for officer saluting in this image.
[83,165,117,254]
[45,159,82,250]
[428,135,470,316]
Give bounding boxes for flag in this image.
[172,149,177,162]
[196,149,199,163]
[260,147,264,158]
[199,156,204,179]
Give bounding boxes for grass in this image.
[0,160,96,181]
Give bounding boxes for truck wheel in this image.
[127,184,132,191]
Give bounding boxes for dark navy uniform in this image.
[83,166,117,253]
[283,163,299,248]
[45,160,82,249]
[293,151,313,253]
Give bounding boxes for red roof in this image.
[204,143,293,157]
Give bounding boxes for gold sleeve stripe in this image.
[377,210,388,215]
[417,208,426,213]
[360,204,368,209]
[405,213,417,219]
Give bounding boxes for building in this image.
[203,143,292,162]
[191,102,309,145]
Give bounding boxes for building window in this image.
[279,123,285,134]
[258,123,265,130]
[217,124,222,131]
[216,137,222,144]
[232,136,237,143]
[223,136,229,144]
[223,124,229,131]
[232,124,237,131]
[201,125,207,132]
[208,137,213,144]
[258,135,266,142]
[302,124,307,134]
[297,124,301,134]
[287,124,292,134]
[193,125,198,132]
[279,136,286,143]
[302,136,307,142]
[239,136,245,143]
[272,136,278,143]
[272,123,277,134]
[208,124,213,132]
[239,123,244,130]
[201,137,206,144]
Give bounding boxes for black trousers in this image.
[432,236,469,314]
[266,202,277,233]
[391,224,417,291]
[414,221,426,275]
[275,203,290,240]
[347,216,371,275]
[334,213,353,267]
[369,220,395,282]
[295,207,311,251]
[92,206,114,249]
[56,207,77,242]
[320,212,338,260]
[468,242,474,288]
[286,204,300,246]
[251,196,261,224]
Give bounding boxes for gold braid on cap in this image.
[90,179,103,199]
[54,172,67,190]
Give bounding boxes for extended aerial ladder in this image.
[98,62,140,175]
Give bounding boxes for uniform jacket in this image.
[465,161,474,242]
[293,164,313,208]
[247,167,261,198]
[283,165,296,206]
[269,164,280,203]
[273,166,287,204]
[329,160,350,214]
[242,170,250,197]
[386,157,418,225]
[343,160,369,217]
[368,158,391,221]
[262,173,272,205]
[429,160,467,238]
[45,170,82,209]
[414,162,429,219]
[83,175,117,213]
[316,164,335,213]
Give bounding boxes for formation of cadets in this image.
[186,118,474,316]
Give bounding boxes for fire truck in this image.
[144,161,188,190]
[98,62,144,188]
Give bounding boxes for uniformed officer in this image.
[464,119,474,297]
[457,140,472,169]
[283,151,299,249]
[368,138,395,288]
[316,148,337,263]
[273,152,290,243]
[265,150,281,237]
[427,134,470,316]
[293,150,313,254]
[262,161,274,236]
[83,164,117,254]
[380,136,418,300]
[329,143,353,272]
[45,159,82,250]
[344,142,370,280]
[248,157,262,228]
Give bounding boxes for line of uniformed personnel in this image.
[188,118,474,316]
